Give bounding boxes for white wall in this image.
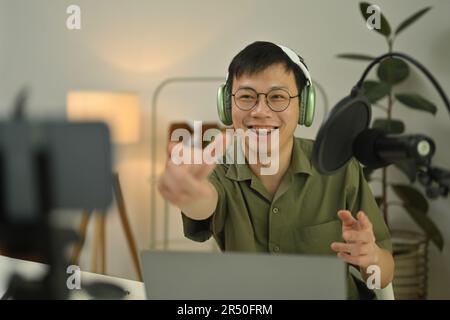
[1,0,449,298]
[0,1,8,112]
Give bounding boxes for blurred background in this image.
[0,0,449,299]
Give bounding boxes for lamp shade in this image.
[67,91,140,144]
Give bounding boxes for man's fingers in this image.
[167,141,191,166]
[167,141,181,157]
[172,166,204,193]
[159,169,182,195]
[158,182,181,204]
[158,183,191,206]
[331,242,368,256]
[337,210,357,228]
[336,252,370,268]
[167,131,233,172]
[158,166,206,205]
[357,211,373,230]
[203,131,233,163]
[194,162,215,180]
[343,229,375,243]
[160,132,232,207]
[194,131,233,178]
[161,162,195,192]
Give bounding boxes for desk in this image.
[0,255,145,300]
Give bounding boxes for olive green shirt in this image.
[182,137,392,299]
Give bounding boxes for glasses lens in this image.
[267,89,290,111]
[234,88,257,110]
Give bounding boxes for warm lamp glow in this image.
[67,91,140,144]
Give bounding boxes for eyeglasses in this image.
[231,88,299,112]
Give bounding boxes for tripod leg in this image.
[91,212,102,273]
[70,210,90,266]
[113,172,143,281]
[90,212,107,275]
[98,211,106,275]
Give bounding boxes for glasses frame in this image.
[231,87,300,112]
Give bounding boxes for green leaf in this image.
[372,118,405,134]
[360,2,391,37]
[403,204,444,251]
[395,7,432,36]
[393,159,417,183]
[362,80,390,103]
[377,58,410,85]
[391,184,428,213]
[395,93,437,115]
[336,53,375,61]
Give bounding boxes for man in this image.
[158,41,394,299]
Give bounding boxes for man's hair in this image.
[226,41,308,96]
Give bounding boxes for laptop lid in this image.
[141,250,347,300]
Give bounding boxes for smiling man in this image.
[157,41,394,299]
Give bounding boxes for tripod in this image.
[70,173,143,281]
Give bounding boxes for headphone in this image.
[216,44,316,127]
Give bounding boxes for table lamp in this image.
[66,91,142,281]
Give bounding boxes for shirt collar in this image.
[289,137,314,176]
[225,137,313,181]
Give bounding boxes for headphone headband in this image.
[225,44,311,85]
[276,44,312,85]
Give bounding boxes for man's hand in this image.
[157,132,231,219]
[330,210,381,270]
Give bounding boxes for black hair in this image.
[226,41,308,96]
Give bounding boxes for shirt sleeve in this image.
[181,167,228,244]
[345,158,393,253]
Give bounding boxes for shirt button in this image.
[273,245,280,252]
[272,207,279,214]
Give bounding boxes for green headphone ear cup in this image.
[299,89,306,125]
[304,84,316,127]
[217,84,233,126]
[298,84,316,127]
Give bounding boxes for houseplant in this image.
[337,2,444,299]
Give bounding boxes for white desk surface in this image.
[0,255,145,300]
[1,255,394,300]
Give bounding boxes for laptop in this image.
[140,250,347,300]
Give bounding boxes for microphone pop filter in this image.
[312,89,371,174]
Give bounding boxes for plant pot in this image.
[391,230,429,300]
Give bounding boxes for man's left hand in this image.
[330,210,381,270]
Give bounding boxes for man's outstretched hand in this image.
[157,132,230,208]
[331,210,381,270]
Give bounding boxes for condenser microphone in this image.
[312,52,449,175]
[353,129,435,168]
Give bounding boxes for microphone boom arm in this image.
[355,52,450,117]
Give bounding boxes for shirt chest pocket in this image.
[295,220,343,255]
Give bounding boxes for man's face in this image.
[231,63,299,157]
